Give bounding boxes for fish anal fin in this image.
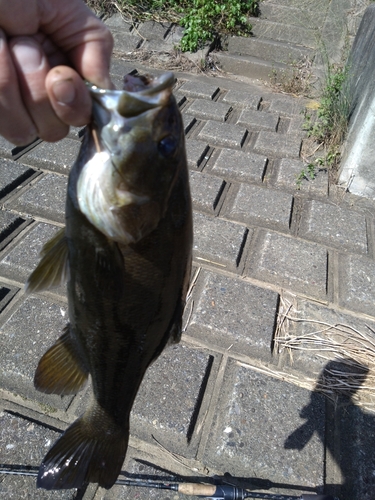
[37,404,129,490]
[34,327,88,396]
[25,227,68,294]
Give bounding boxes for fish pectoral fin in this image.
[25,227,68,294]
[37,405,129,490]
[34,326,88,396]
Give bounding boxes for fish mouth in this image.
[78,72,176,244]
[87,72,175,123]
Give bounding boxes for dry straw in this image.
[272,295,375,412]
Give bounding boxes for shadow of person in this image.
[284,359,375,500]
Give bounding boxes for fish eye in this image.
[158,135,177,158]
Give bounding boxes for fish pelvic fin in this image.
[25,227,68,293]
[34,326,88,395]
[37,404,129,490]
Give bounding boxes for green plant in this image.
[301,61,351,182]
[178,0,257,52]
[87,0,260,52]
[309,63,350,146]
[296,161,318,189]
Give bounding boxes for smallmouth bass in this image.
[26,72,192,490]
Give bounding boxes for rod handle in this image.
[178,483,217,496]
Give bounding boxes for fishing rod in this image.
[0,464,339,500]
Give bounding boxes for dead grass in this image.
[273,295,375,411]
[268,56,314,97]
[114,48,220,75]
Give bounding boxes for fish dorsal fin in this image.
[25,227,68,294]
[34,326,88,396]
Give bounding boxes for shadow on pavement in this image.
[285,359,375,500]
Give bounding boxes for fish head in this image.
[77,72,186,244]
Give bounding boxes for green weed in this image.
[87,0,260,52]
[301,62,351,183]
[309,63,350,146]
[296,161,318,189]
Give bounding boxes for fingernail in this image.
[11,39,44,74]
[10,130,38,147]
[52,79,76,105]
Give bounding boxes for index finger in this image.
[0,0,113,89]
[42,1,114,89]
[0,29,38,145]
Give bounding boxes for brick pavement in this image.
[1,25,375,500]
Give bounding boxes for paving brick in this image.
[0,295,71,410]
[142,38,177,52]
[7,173,67,224]
[260,2,328,26]
[228,35,312,65]
[0,411,74,499]
[214,51,287,83]
[0,222,62,286]
[288,114,307,136]
[0,135,15,158]
[299,200,368,253]
[185,139,209,168]
[165,24,184,45]
[190,171,225,214]
[104,13,132,30]
[22,139,81,174]
[251,16,317,47]
[211,148,267,184]
[198,121,247,149]
[137,20,170,40]
[203,360,325,487]
[222,89,261,109]
[338,254,375,316]
[187,270,278,360]
[254,131,301,158]
[0,159,35,198]
[224,184,293,232]
[178,80,219,100]
[0,211,25,244]
[247,231,328,300]
[110,57,137,78]
[237,109,279,131]
[272,158,328,196]
[268,96,307,116]
[131,344,213,456]
[174,91,187,107]
[0,282,18,313]
[182,114,196,134]
[193,212,249,271]
[185,99,232,122]
[112,31,142,52]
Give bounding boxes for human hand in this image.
[0,0,113,145]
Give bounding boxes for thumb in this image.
[46,66,92,127]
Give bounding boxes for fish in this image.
[25,71,193,490]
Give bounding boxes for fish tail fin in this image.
[37,404,129,490]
